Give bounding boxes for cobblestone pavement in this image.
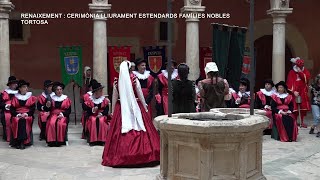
[0,115,320,180]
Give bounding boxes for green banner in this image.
[59,46,83,86]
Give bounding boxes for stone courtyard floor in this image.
[1,115,320,180]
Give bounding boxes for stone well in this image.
[154,108,269,180]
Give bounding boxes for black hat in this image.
[264,79,274,87]
[7,76,18,86]
[88,79,98,88]
[52,82,65,92]
[134,58,147,66]
[239,78,250,90]
[43,80,53,88]
[165,59,177,67]
[17,80,30,89]
[275,81,288,90]
[92,82,104,93]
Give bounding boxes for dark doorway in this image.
[254,35,293,92]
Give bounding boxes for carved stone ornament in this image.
[189,0,200,5]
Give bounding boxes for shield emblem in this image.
[204,57,212,66]
[113,56,126,73]
[148,56,162,74]
[64,56,79,75]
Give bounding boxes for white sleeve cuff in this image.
[278,110,283,114]
[98,112,103,116]
[41,106,44,111]
[92,108,95,113]
[5,104,10,110]
[16,113,21,117]
[59,112,64,117]
[287,110,292,114]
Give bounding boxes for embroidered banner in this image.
[59,46,83,86]
[143,46,166,77]
[200,47,213,79]
[108,46,131,86]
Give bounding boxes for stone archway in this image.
[245,18,312,69]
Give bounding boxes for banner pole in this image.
[249,0,255,115]
[167,0,173,117]
[72,81,77,125]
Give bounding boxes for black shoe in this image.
[316,132,320,137]
[20,143,25,150]
[309,127,315,134]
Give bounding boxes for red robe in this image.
[271,94,298,142]
[1,89,18,142]
[81,91,92,139]
[256,90,274,129]
[231,91,251,108]
[37,92,54,139]
[11,94,37,145]
[46,96,71,143]
[157,70,178,115]
[83,97,110,143]
[286,68,311,113]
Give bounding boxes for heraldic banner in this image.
[143,46,166,77]
[199,47,213,79]
[59,46,83,86]
[108,46,131,86]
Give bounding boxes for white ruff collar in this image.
[161,69,178,80]
[238,91,250,98]
[87,91,92,96]
[275,92,288,99]
[89,95,105,104]
[132,70,150,80]
[15,92,32,101]
[260,88,275,97]
[293,65,304,72]
[51,94,67,102]
[5,88,18,95]
[42,92,55,98]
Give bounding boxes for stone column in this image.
[0,0,14,90]
[267,0,292,83]
[181,0,205,81]
[89,0,111,95]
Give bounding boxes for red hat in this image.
[290,57,304,68]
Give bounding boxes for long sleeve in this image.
[145,81,154,105]
[101,105,109,116]
[288,100,294,112]
[271,99,280,114]
[297,70,310,84]
[82,102,93,116]
[27,104,36,116]
[230,96,238,108]
[37,100,45,111]
[111,84,118,114]
[255,94,263,109]
[135,79,148,111]
[10,103,18,117]
[0,94,5,110]
[62,106,71,117]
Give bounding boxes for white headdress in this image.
[204,62,219,74]
[290,57,300,64]
[118,60,146,133]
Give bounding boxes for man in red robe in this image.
[286,57,311,128]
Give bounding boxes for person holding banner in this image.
[45,82,71,147]
[198,62,229,111]
[10,80,37,149]
[230,78,251,108]
[155,60,178,115]
[81,79,98,139]
[0,76,18,142]
[286,57,311,128]
[102,60,160,167]
[37,80,54,141]
[82,82,110,146]
[255,79,276,134]
[132,58,155,117]
[270,81,298,142]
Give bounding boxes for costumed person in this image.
[172,63,196,113]
[225,87,236,108]
[198,62,229,111]
[255,79,276,134]
[81,79,98,139]
[45,82,71,147]
[230,78,251,108]
[286,57,311,128]
[132,58,154,117]
[0,76,18,142]
[81,66,92,98]
[37,80,54,141]
[10,80,36,149]
[102,60,160,167]
[309,74,320,136]
[82,82,110,146]
[155,60,178,115]
[271,81,298,142]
